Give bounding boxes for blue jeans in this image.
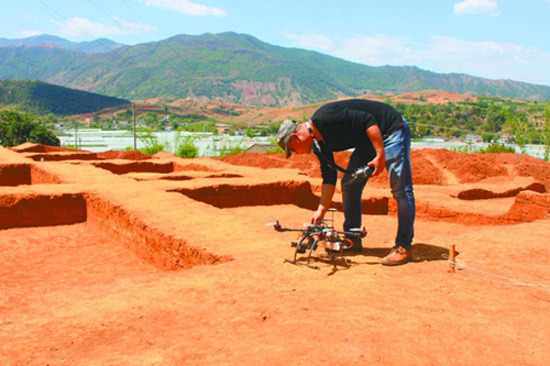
[341,121,415,250]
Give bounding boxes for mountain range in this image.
[1,32,549,106]
[0,34,122,53]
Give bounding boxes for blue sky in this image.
[2,0,550,87]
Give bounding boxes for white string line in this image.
[443,254,550,293]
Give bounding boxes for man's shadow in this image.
[410,243,456,263]
[292,243,454,274]
[323,242,454,264]
[357,243,454,263]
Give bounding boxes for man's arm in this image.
[310,183,336,223]
[366,124,386,176]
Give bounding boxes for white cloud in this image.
[454,0,500,16]
[282,31,335,51]
[422,36,550,84]
[112,16,158,33]
[52,17,156,38]
[21,30,43,37]
[144,0,227,16]
[52,17,120,37]
[284,31,550,85]
[333,33,422,66]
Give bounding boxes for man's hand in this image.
[366,124,386,176]
[310,209,325,224]
[311,183,335,223]
[368,151,386,176]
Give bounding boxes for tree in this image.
[0,121,7,145]
[29,124,60,146]
[176,136,199,158]
[479,143,516,154]
[481,132,495,143]
[136,127,164,155]
[0,110,59,147]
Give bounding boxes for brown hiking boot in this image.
[381,245,411,266]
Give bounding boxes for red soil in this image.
[399,90,478,103]
[1,143,550,365]
[9,142,77,153]
[97,150,151,160]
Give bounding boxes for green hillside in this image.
[0,79,130,115]
[1,32,549,106]
[0,34,122,53]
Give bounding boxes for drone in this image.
[268,208,367,270]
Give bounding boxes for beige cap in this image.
[275,119,298,158]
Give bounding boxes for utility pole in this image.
[132,102,137,150]
[74,120,78,149]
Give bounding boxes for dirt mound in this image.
[152,151,177,159]
[504,191,550,222]
[516,163,550,191]
[97,150,151,160]
[219,149,550,188]
[423,149,509,184]
[410,150,446,185]
[220,152,294,169]
[10,143,77,153]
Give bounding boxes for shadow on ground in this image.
[287,243,452,275]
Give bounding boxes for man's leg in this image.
[341,147,374,249]
[382,121,416,265]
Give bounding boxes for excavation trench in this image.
[0,163,64,186]
[0,187,227,270]
[0,192,87,229]
[456,182,546,200]
[92,161,218,175]
[27,152,100,161]
[170,180,390,214]
[84,194,229,270]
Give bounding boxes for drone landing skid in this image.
[270,219,366,271]
[284,258,320,270]
[321,253,352,267]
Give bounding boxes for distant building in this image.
[464,134,482,143]
[498,133,513,144]
[216,123,229,135]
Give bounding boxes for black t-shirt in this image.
[311,99,403,184]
